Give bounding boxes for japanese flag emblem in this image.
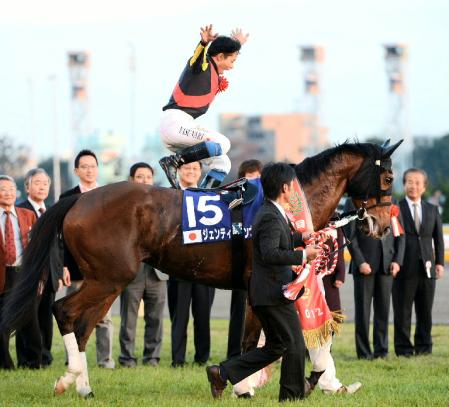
[183,230,203,244]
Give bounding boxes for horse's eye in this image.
[385,177,393,185]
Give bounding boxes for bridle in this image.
[345,154,393,221]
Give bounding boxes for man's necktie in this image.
[4,211,17,266]
[38,207,45,216]
[413,203,421,232]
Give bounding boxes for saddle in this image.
[187,177,258,209]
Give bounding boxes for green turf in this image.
[1,318,449,406]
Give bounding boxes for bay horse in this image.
[1,140,401,397]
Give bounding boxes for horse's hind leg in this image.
[52,281,121,397]
[52,331,83,396]
[232,303,264,397]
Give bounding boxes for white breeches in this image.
[160,109,231,174]
[308,337,342,392]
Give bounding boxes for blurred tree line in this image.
[414,133,449,222]
[0,134,71,205]
[3,132,449,219]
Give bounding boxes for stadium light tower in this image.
[299,45,324,156]
[67,51,91,154]
[384,44,412,177]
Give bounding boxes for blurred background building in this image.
[384,44,411,186]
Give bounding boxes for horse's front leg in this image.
[232,302,265,397]
[241,301,262,353]
[75,351,93,397]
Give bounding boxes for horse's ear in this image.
[380,139,391,149]
[382,139,403,158]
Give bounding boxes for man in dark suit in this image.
[60,149,115,369]
[16,168,56,368]
[227,159,262,360]
[168,161,215,367]
[206,162,320,402]
[322,218,346,314]
[0,175,36,369]
[345,199,405,359]
[119,162,168,367]
[393,168,444,356]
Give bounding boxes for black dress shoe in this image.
[358,354,374,361]
[304,379,312,398]
[206,365,227,399]
[396,352,413,358]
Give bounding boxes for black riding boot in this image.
[158,154,182,188]
[159,142,215,189]
[199,168,228,189]
[199,175,222,189]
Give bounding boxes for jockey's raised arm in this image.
[158,24,249,189]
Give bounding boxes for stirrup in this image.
[228,197,243,209]
[159,156,179,189]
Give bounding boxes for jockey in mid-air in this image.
[159,24,249,189]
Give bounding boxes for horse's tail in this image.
[0,194,80,334]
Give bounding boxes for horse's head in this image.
[348,139,403,239]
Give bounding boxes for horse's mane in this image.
[295,141,382,185]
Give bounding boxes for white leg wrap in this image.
[59,333,82,390]
[232,376,256,397]
[308,337,342,392]
[232,331,269,397]
[76,352,93,397]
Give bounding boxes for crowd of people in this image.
[0,146,445,402]
[0,23,445,403]
[0,151,264,372]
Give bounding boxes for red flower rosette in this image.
[390,204,404,236]
[217,76,229,93]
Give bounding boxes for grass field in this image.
[1,318,449,406]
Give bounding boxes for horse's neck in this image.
[302,153,363,230]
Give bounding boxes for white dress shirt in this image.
[28,197,46,217]
[405,196,422,225]
[270,200,288,223]
[270,200,307,263]
[79,183,99,193]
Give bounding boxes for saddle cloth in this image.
[181,178,263,244]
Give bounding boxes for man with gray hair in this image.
[17,168,55,368]
[0,175,36,369]
[393,168,444,356]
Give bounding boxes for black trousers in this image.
[221,303,306,402]
[353,272,393,359]
[169,279,215,365]
[0,268,16,369]
[38,280,55,366]
[1,267,43,369]
[227,289,247,359]
[17,278,54,368]
[392,274,435,356]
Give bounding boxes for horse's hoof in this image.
[54,378,66,396]
[77,387,94,398]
